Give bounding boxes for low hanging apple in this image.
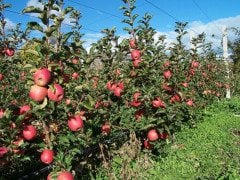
[33,68,52,87]
[57,171,74,180]
[40,149,54,164]
[47,84,64,102]
[129,38,137,49]
[67,115,84,131]
[23,125,37,141]
[131,49,141,60]
[147,129,159,142]
[29,85,48,102]
[19,105,31,115]
[4,47,15,57]
[101,123,111,135]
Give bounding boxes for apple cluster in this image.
[129,38,142,68]
[29,68,64,102]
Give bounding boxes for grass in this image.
[97,99,240,179]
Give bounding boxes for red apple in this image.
[113,87,122,97]
[163,61,170,67]
[129,38,137,49]
[4,48,15,57]
[101,124,111,135]
[72,57,79,64]
[72,72,79,79]
[152,98,166,108]
[191,61,199,68]
[19,105,31,115]
[68,115,84,131]
[33,68,52,87]
[0,146,8,158]
[47,84,64,102]
[186,99,194,107]
[131,49,141,60]
[170,94,181,103]
[0,74,3,81]
[143,140,152,149]
[0,109,5,118]
[40,149,54,164]
[23,125,37,141]
[57,171,74,180]
[132,59,142,67]
[159,131,169,140]
[147,129,159,142]
[163,70,172,79]
[29,85,48,102]
[182,82,188,88]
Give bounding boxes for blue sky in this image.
[3,0,240,50]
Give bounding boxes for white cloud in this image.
[26,0,43,9]
[154,15,240,51]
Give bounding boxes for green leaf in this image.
[23,64,33,68]
[87,95,95,107]
[34,97,48,110]
[25,49,39,56]
[63,6,74,15]
[61,32,73,45]
[81,102,94,110]
[22,6,43,14]
[26,22,43,32]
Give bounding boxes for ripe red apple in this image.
[33,68,52,87]
[152,98,166,108]
[68,115,84,131]
[131,49,141,60]
[19,105,31,115]
[4,48,15,57]
[191,61,199,68]
[101,124,111,135]
[29,85,48,102]
[113,87,122,97]
[147,129,159,142]
[182,82,188,88]
[57,171,74,180]
[23,125,37,141]
[159,131,169,140]
[0,109,5,118]
[0,74,3,81]
[163,70,172,79]
[72,57,79,64]
[47,84,64,102]
[40,149,54,164]
[132,59,142,67]
[163,61,170,67]
[186,99,194,107]
[143,140,152,149]
[0,146,8,157]
[129,38,137,49]
[72,72,79,79]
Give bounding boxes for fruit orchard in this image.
[0,0,233,179]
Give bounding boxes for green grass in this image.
[97,99,240,179]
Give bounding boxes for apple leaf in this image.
[22,6,43,14]
[62,32,73,45]
[63,6,74,15]
[26,22,43,33]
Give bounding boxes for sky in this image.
[3,0,240,51]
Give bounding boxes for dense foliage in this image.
[0,0,233,179]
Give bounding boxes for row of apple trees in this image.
[0,0,230,179]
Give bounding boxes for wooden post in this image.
[222,25,231,99]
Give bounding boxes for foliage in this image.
[96,99,240,179]
[0,0,232,179]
